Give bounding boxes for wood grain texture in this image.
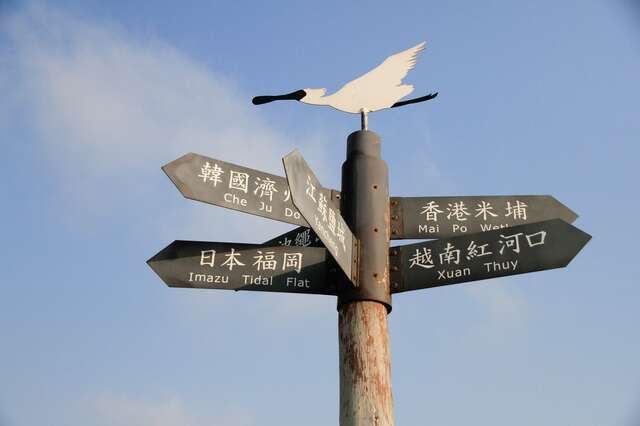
[339,301,394,426]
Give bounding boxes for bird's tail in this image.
[391,92,438,108]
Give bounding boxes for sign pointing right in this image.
[390,219,591,293]
[390,195,577,239]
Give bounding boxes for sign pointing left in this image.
[163,153,335,226]
[147,241,336,295]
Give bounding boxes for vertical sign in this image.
[283,150,358,285]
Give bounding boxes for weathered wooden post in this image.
[338,129,394,426]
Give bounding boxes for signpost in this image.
[283,149,359,285]
[148,241,335,295]
[163,153,335,226]
[147,42,592,426]
[390,195,577,239]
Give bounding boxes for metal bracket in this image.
[331,189,342,210]
[390,197,404,239]
[351,238,360,286]
[388,246,404,293]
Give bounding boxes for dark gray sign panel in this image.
[283,150,358,285]
[163,153,334,226]
[147,241,336,295]
[390,195,577,239]
[390,219,590,293]
[263,192,340,247]
[263,226,323,248]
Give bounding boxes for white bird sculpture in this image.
[252,42,437,129]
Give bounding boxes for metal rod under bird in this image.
[252,42,438,130]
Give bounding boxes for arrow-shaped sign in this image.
[147,241,336,295]
[269,195,577,243]
[390,195,577,239]
[163,153,337,227]
[283,150,359,285]
[389,219,590,293]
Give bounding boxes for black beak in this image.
[252,90,306,105]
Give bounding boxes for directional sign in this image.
[283,150,358,285]
[389,219,590,293]
[263,226,323,248]
[163,153,336,226]
[390,195,577,239]
[147,241,336,295]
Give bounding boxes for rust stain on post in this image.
[339,301,394,426]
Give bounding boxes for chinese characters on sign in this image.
[197,162,224,186]
[406,229,546,270]
[152,152,589,299]
[263,226,323,248]
[420,200,529,223]
[391,195,578,239]
[163,153,334,227]
[147,241,336,295]
[390,219,590,293]
[199,248,304,273]
[282,149,358,285]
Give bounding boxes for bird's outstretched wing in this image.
[338,42,426,105]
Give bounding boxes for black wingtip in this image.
[391,92,438,108]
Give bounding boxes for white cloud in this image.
[2,3,522,327]
[2,3,334,318]
[464,278,529,334]
[3,3,321,228]
[93,394,193,426]
[79,393,254,426]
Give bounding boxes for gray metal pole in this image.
[338,130,394,426]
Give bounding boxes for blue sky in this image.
[1,1,639,425]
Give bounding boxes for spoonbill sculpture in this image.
[252,42,438,129]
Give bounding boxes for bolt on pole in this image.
[338,130,394,426]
